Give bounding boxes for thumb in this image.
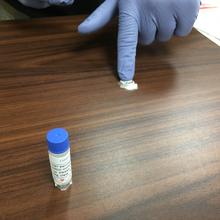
[117,13,138,81]
[78,0,118,34]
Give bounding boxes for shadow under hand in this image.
[135,42,177,97]
[72,22,118,80]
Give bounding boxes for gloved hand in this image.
[18,0,74,9]
[78,0,200,81]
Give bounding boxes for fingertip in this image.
[77,23,87,34]
[77,20,94,34]
[139,37,155,46]
[78,0,117,35]
[175,28,192,37]
[139,21,156,45]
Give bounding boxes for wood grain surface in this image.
[1,16,220,220]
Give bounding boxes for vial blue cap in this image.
[46,128,70,154]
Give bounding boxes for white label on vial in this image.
[49,149,72,186]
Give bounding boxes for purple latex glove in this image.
[78,0,200,81]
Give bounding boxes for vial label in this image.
[49,149,72,187]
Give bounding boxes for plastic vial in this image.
[46,128,72,191]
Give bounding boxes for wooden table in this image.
[1,16,220,220]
